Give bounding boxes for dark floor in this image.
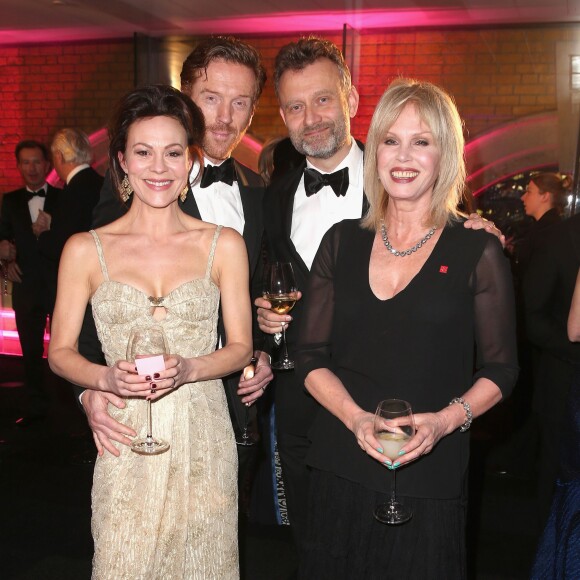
[0,355,540,579]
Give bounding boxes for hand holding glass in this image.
[126,325,170,455]
[373,399,416,525]
[263,262,298,370]
[236,358,259,446]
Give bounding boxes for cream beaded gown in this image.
[88,226,238,580]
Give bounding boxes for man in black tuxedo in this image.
[0,140,61,425]
[78,37,273,495]
[255,37,365,553]
[38,128,104,308]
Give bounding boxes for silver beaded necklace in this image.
[379,220,436,257]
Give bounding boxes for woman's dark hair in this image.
[108,84,204,196]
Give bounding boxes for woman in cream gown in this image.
[49,85,252,579]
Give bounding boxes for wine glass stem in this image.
[146,399,153,440]
[281,323,290,363]
[390,467,397,504]
[242,405,250,439]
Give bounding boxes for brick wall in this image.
[0,39,134,193]
[0,25,577,194]
[244,25,577,147]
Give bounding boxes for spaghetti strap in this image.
[205,225,222,279]
[89,230,110,281]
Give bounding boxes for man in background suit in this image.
[0,140,61,425]
[524,211,580,526]
[78,37,273,508]
[38,128,103,308]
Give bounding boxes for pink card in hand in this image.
[135,355,166,376]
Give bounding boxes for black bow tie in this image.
[26,189,46,201]
[304,167,349,197]
[199,158,236,189]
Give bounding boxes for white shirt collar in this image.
[66,163,90,184]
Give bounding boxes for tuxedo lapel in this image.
[179,187,202,219]
[234,162,263,275]
[279,162,310,278]
[13,190,33,229]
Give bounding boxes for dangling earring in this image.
[180,184,189,203]
[120,175,133,202]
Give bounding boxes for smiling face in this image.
[376,102,441,208]
[17,147,50,190]
[185,59,256,163]
[277,58,358,170]
[119,116,192,208]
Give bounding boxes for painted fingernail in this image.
[393,461,401,468]
[398,450,406,456]
[153,373,160,379]
[384,459,392,466]
[377,447,384,453]
[145,375,152,381]
[150,382,156,389]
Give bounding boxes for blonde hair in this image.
[51,128,92,165]
[362,78,466,231]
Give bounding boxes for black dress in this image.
[295,218,518,579]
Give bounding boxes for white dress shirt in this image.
[191,158,245,235]
[27,183,47,223]
[291,140,364,270]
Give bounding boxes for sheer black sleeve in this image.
[471,236,519,397]
[295,224,341,386]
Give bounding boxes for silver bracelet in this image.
[449,397,473,432]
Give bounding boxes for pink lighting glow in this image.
[0,308,49,357]
[0,6,575,46]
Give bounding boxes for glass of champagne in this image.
[236,358,259,446]
[373,399,416,525]
[126,325,170,456]
[263,262,298,371]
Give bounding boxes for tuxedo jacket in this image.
[262,140,366,351]
[38,167,104,306]
[0,184,61,308]
[77,163,265,431]
[262,141,367,435]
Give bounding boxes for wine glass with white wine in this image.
[373,399,416,525]
[126,325,170,456]
[263,262,298,371]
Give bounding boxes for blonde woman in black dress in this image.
[295,78,518,579]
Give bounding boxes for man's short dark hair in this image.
[180,36,266,104]
[274,36,352,97]
[15,140,49,162]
